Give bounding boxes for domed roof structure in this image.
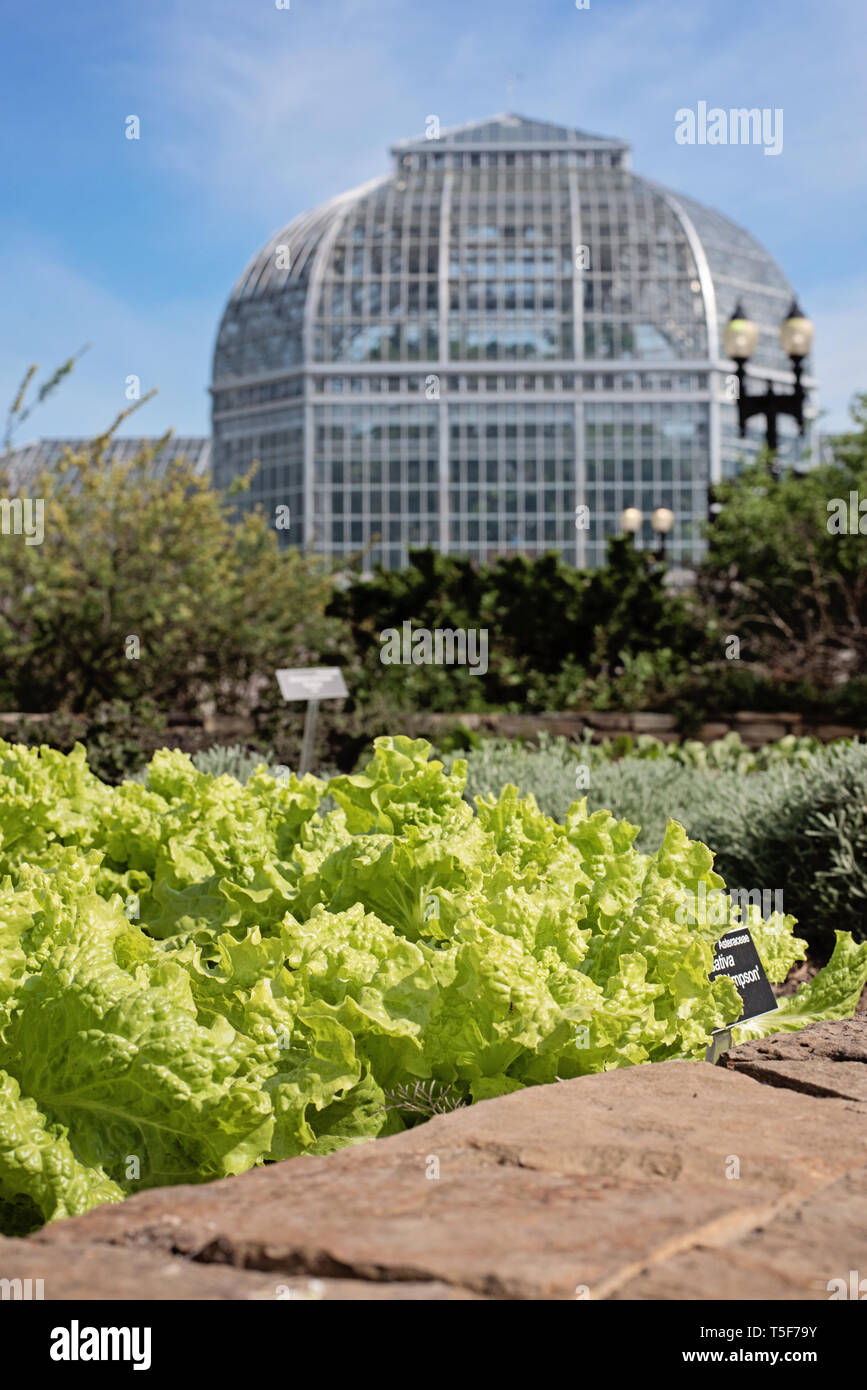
[211,114,815,570]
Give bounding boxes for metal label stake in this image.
[299,699,319,777]
[275,667,348,778]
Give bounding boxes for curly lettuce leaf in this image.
[0,1069,124,1229]
[0,864,274,1193]
[732,933,867,1042]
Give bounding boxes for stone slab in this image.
[612,1161,867,1301]
[722,1017,867,1103]
[30,1060,867,1302]
[0,1235,480,1300]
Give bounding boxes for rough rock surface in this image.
[611,1161,867,1300]
[721,1017,867,1102]
[0,1236,476,1300]
[0,1022,861,1302]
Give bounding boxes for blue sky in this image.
[1,0,864,441]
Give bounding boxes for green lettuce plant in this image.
[1,735,864,1235]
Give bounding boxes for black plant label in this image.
[709,927,778,1024]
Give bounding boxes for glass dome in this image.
[211,114,816,569]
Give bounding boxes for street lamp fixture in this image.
[651,506,675,562]
[620,506,675,563]
[722,308,758,362]
[723,298,814,457]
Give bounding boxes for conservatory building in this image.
[210,114,817,570]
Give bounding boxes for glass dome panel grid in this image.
[211,115,810,571]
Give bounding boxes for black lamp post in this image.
[723,298,814,459]
[651,506,675,562]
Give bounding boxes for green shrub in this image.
[329,539,712,714]
[81,699,169,782]
[698,398,867,691]
[9,700,169,783]
[4,710,88,754]
[191,743,280,783]
[586,759,717,854]
[0,410,341,717]
[689,742,867,951]
[452,734,586,822]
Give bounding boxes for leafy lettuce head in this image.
[0,735,864,1233]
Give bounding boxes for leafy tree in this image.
[698,396,867,686]
[0,376,340,715]
[2,351,87,453]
